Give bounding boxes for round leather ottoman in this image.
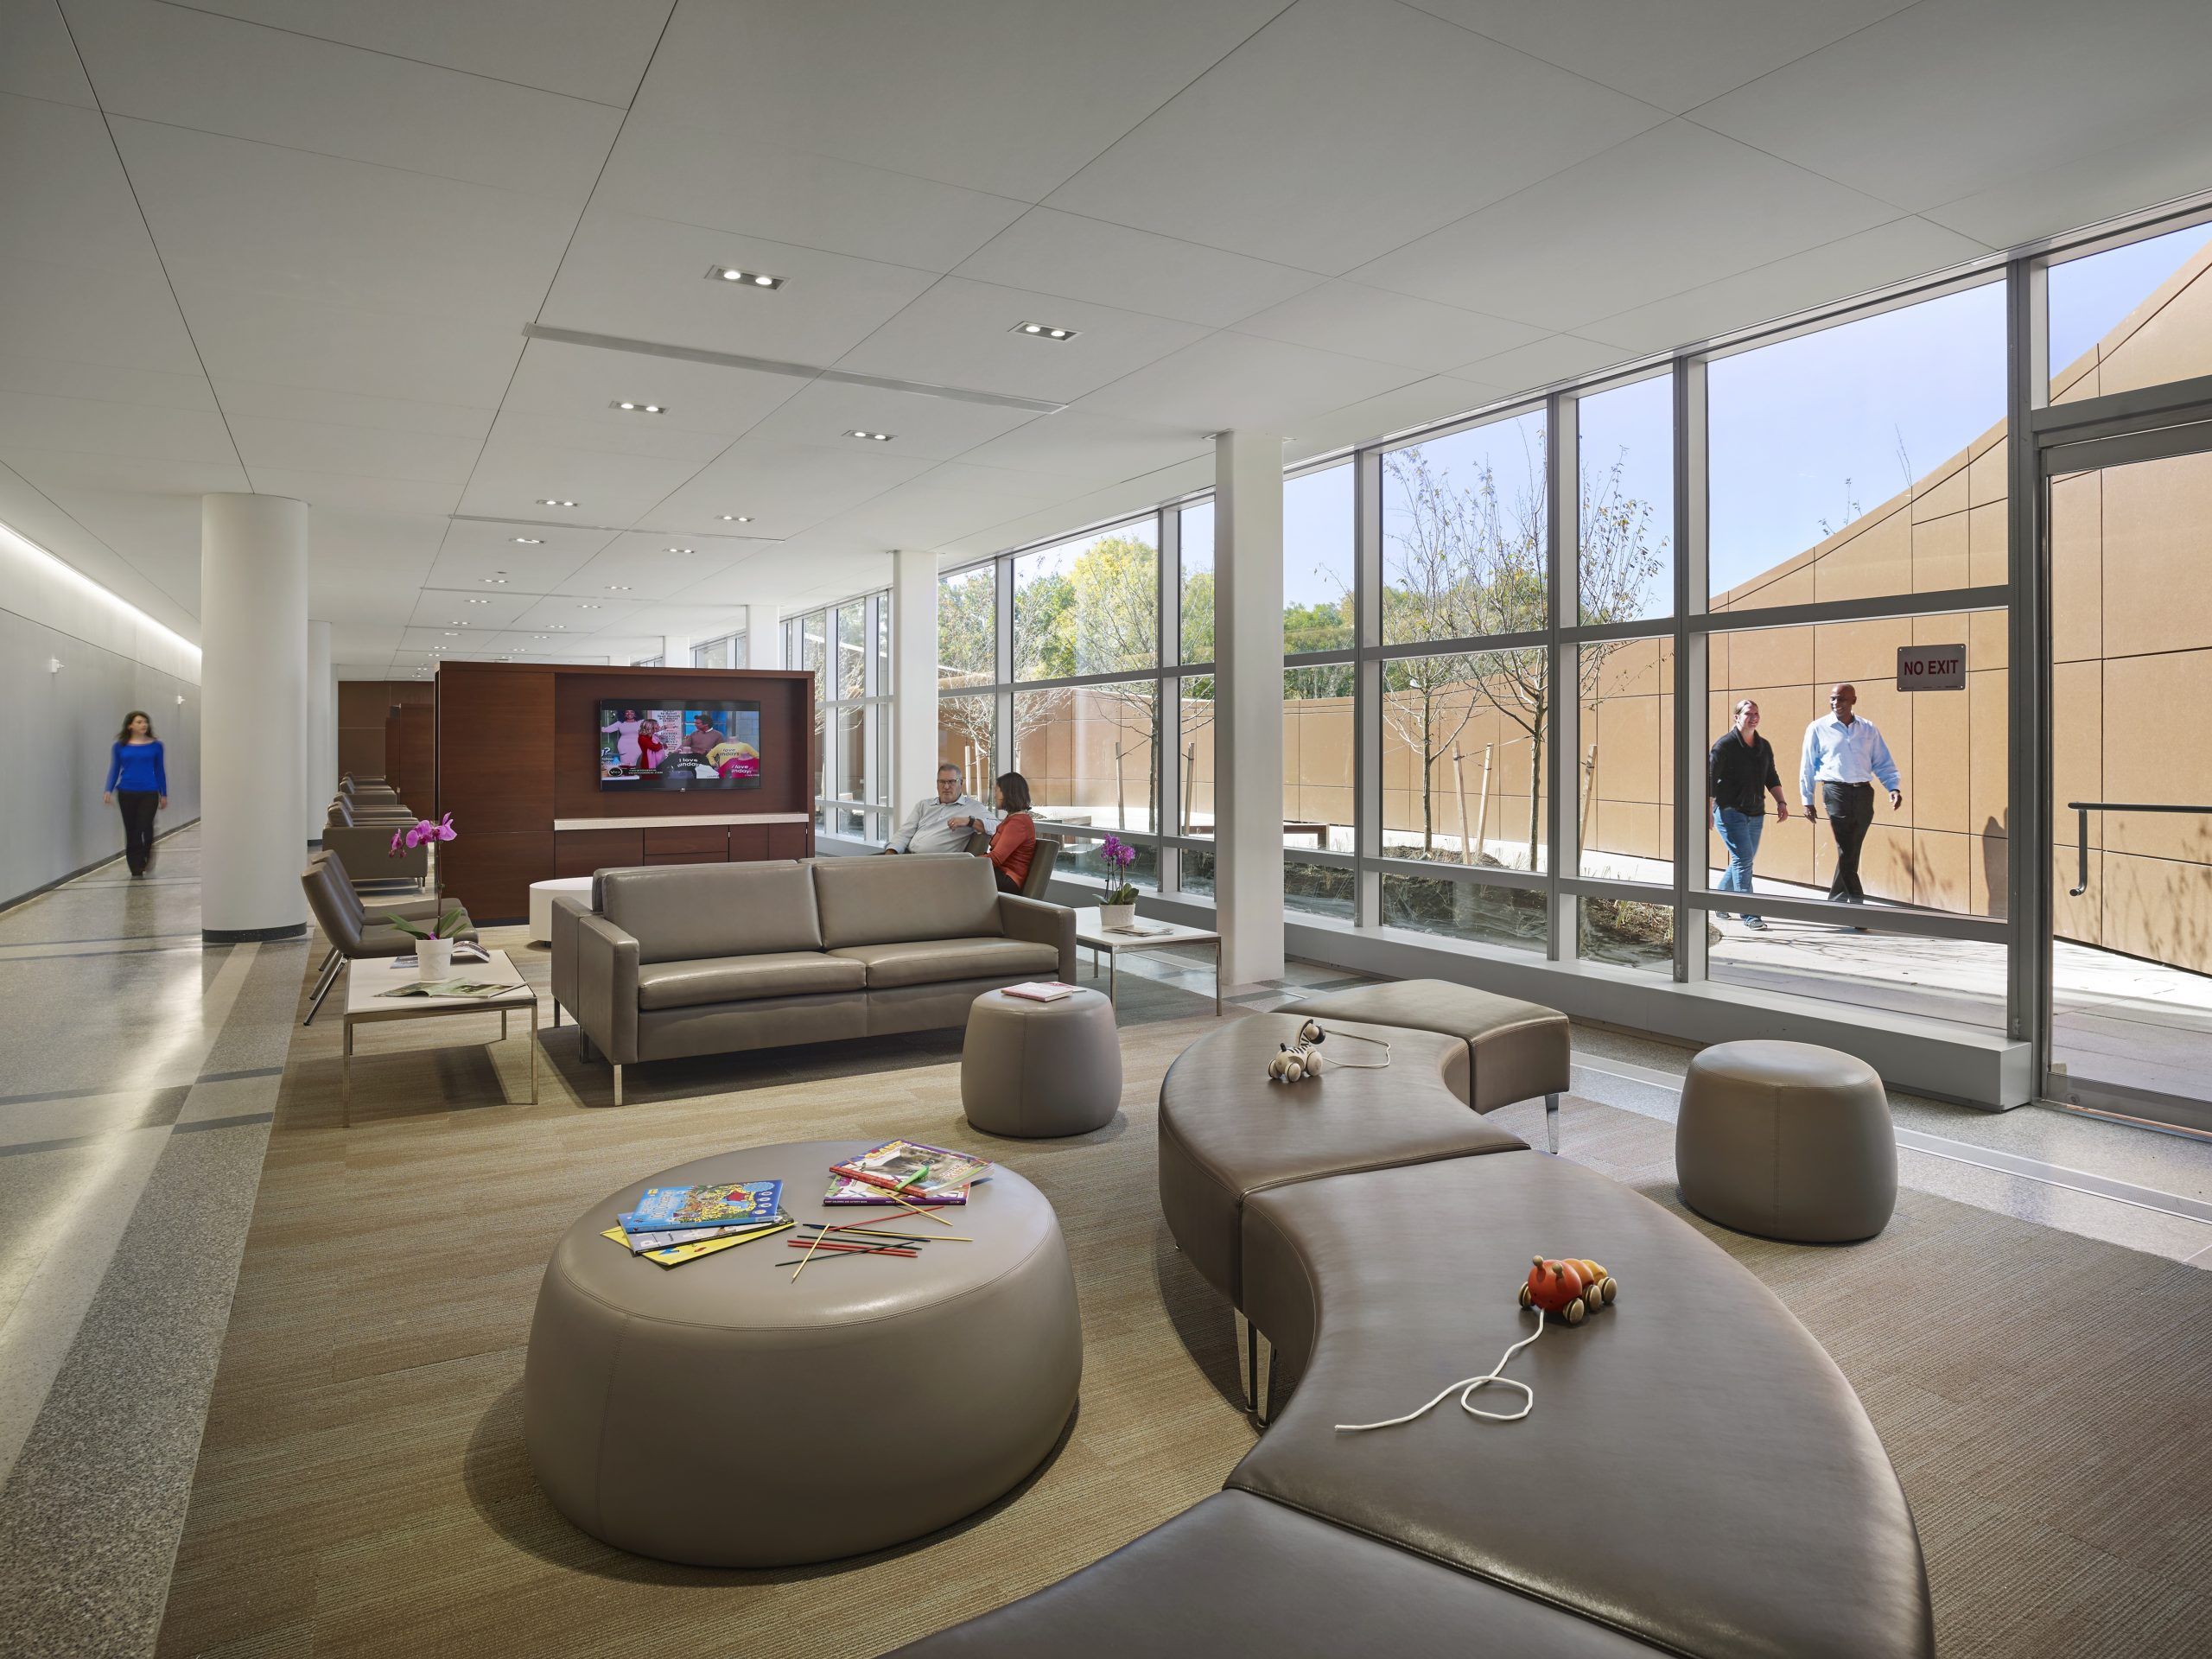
[962,988,1121,1138]
[523,1139,1082,1567]
[1675,1040,1897,1243]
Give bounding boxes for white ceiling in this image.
[2,0,2209,679]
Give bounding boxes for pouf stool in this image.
[963,987,1122,1138]
[526,875,593,944]
[1675,1040,1897,1243]
[523,1138,1082,1567]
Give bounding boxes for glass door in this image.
[2044,436,2212,1135]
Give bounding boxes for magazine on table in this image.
[376,978,516,1000]
[1002,982,1077,1003]
[830,1140,991,1198]
[823,1173,969,1206]
[619,1179,784,1236]
[601,1216,793,1267]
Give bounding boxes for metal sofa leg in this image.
[612,1063,623,1108]
[1235,1310,1276,1426]
[551,1001,561,1027]
[1546,1092,1560,1154]
[578,1030,594,1063]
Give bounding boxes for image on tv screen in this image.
[598,700,762,791]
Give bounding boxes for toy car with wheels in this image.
[1517,1255,1618,1325]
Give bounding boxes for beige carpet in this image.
[156,942,2212,1657]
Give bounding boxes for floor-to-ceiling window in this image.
[785,591,891,840]
[923,200,2212,1116]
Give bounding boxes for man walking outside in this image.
[884,762,995,855]
[1707,699,1789,929]
[1799,683,1902,918]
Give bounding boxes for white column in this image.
[305,619,333,846]
[660,632,690,667]
[1215,431,1286,986]
[202,493,308,940]
[889,550,938,823]
[745,602,784,669]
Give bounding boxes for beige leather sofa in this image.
[886,1010,1931,1659]
[559,855,1075,1103]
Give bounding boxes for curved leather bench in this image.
[887,1015,1932,1659]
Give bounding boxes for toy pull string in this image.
[1334,1310,1545,1431]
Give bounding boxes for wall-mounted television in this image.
[598,700,762,791]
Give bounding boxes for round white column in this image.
[305,620,334,847]
[201,493,309,941]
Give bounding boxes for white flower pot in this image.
[416,936,454,982]
[1100,902,1136,930]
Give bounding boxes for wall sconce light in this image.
[48,658,62,674]
[175,694,187,706]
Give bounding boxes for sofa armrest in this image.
[575,912,641,1065]
[549,893,594,1020]
[998,893,1076,983]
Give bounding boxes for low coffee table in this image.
[1073,906,1221,1014]
[523,1139,1083,1567]
[341,949,537,1127]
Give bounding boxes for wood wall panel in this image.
[441,831,551,925]
[551,669,811,820]
[338,680,430,782]
[435,668,552,832]
[387,705,435,810]
[433,663,812,922]
[554,828,643,879]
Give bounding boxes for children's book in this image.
[829,1140,990,1198]
[823,1172,969,1206]
[601,1217,793,1268]
[618,1179,783,1236]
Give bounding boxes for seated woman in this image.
[983,772,1036,894]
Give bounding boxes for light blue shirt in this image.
[1799,713,1900,802]
[891,793,996,854]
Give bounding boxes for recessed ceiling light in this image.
[707,265,784,289]
[1014,321,1079,341]
[443,631,459,637]
[611,401,667,414]
[549,625,567,630]
[607,584,632,590]
[537,498,577,507]
[534,634,550,639]
[480,577,507,585]
[717,514,753,523]
[577,603,601,610]
[467,598,491,605]
[512,536,543,544]
[845,429,893,442]
[665,546,694,555]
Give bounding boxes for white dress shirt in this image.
[1799,713,1900,802]
[891,793,996,854]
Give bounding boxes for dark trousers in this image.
[1821,780,1875,901]
[118,790,159,875]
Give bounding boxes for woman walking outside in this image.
[103,710,168,879]
[1707,699,1788,929]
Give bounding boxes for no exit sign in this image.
[1896,644,1966,690]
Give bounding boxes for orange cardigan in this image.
[988,811,1035,889]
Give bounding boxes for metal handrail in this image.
[2065,801,2212,894]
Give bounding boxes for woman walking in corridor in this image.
[103,710,168,879]
[1707,699,1788,929]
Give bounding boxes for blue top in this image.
[1798,713,1899,800]
[106,740,167,795]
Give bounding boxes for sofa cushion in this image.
[601,862,820,964]
[635,951,865,1011]
[812,855,1001,949]
[829,936,1058,989]
[1283,978,1570,1114]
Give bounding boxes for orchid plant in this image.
[385,905,470,944]
[389,812,457,856]
[1096,834,1140,907]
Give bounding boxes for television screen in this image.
[598,700,762,791]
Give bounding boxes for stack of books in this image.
[600,1179,793,1268]
[1002,981,1078,1003]
[785,1141,995,1277]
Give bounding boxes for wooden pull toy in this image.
[1517,1255,1618,1326]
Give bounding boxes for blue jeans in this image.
[1713,806,1764,920]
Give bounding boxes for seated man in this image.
[885,763,995,855]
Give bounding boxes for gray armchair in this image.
[300,852,476,1024]
[323,799,425,889]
